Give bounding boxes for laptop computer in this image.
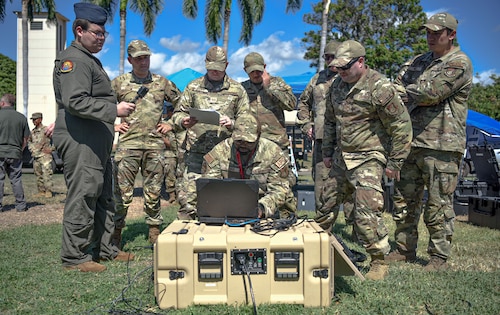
[196,178,260,225]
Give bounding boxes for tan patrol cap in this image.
[232,114,260,142]
[205,46,227,71]
[324,41,341,56]
[329,40,365,68]
[127,40,151,58]
[421,12,458,31]
[30,112,42,119]
[244,52,265,74]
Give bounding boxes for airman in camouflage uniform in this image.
[297,41,357,240]
[387,13,473,271]
[161,104,177,204]
[172,46,250,219]
[28,112,54,198]
[241,52,297,216]
[111,40,181,246]
[202,114,291,218]
[318,40,412,280]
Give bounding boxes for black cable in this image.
[239,257,258,315]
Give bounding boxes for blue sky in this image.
[1,0,499,84]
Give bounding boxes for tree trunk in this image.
[318,0,330,71]
[119,9,127,75]
[223,8,231,54]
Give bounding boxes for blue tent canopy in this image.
[167,68,203,92]
[466,109,500,137]
[281,72,316,95]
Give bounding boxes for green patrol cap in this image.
[329,40,365,68]
[205,46,227,71]
[421,12,458,31]
[232,114,260,142]
[127,40,151,58]
[244,52,265,74]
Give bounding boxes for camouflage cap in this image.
[74,2,108,26]
[329,40,365,67]
[244,52,265,74]
[421,12,458,31]
[30,112,42,119]
[324,41,341,55]
[127,40,151,58]
[232,114,260,142]
[205,46,227,71]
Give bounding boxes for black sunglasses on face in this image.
[337,57,361,71]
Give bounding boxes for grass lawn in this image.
[0,169,499,314]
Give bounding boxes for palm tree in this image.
[0,0,57,116]
[183,0,302,53]
[318,0,330,70]
[89,0,164,75]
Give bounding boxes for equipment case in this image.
[154,219,335,309]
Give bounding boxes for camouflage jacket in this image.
[394,46,473,153]
[241,76,296,149]
[202,137,290,217]
[323,67,412,171]
[28,124,54,158]
[112,71,181,150]
[296,69,337,140]
[162,118,178,158]
[172,74,250,155]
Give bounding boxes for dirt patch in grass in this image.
[0,173,174,230]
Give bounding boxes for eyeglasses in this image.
[86,29,109,39]
[336,57,361,71]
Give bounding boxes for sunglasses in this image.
[336,57,361,71]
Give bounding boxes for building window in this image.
[30,21,43,30]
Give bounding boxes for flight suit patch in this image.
[61,60,74,73]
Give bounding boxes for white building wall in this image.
[16,12,68,129]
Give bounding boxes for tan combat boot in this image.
[34,191,46,198]
[149,225,161,244]
[64,261,106,272]
[424,256,449,271]
[167,192,177,204]
[111,227,122,250]
[385,250,417,263]
[365,255,389,280]
[45,191,53,198]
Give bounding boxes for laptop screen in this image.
[196,178,260,224]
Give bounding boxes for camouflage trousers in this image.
[113,148,165,228]
[176,151,204,220]
[312,140,328,211]
[163,156,177,194]
[392,148,459,259]
[315,159,389,257]
[33,154,53,193]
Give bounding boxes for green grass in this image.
[0,172,499,314]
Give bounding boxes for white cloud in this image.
[159,35,201,52]
[473,69,498,85]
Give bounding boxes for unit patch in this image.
[61,60,74,73]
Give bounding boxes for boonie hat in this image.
[421,12,458,31]
[324,41,341,56]
[205,46,227,71]
[232,114,260,142]
[244,52,265,74]
[30,112,42,120]
[128,40,151,58]
[329,40,365,68]
[74,2,108,26]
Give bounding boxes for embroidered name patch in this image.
[61,60,74,73]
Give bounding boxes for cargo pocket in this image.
[434,160,458,195]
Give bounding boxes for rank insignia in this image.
[61,60,74,73]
